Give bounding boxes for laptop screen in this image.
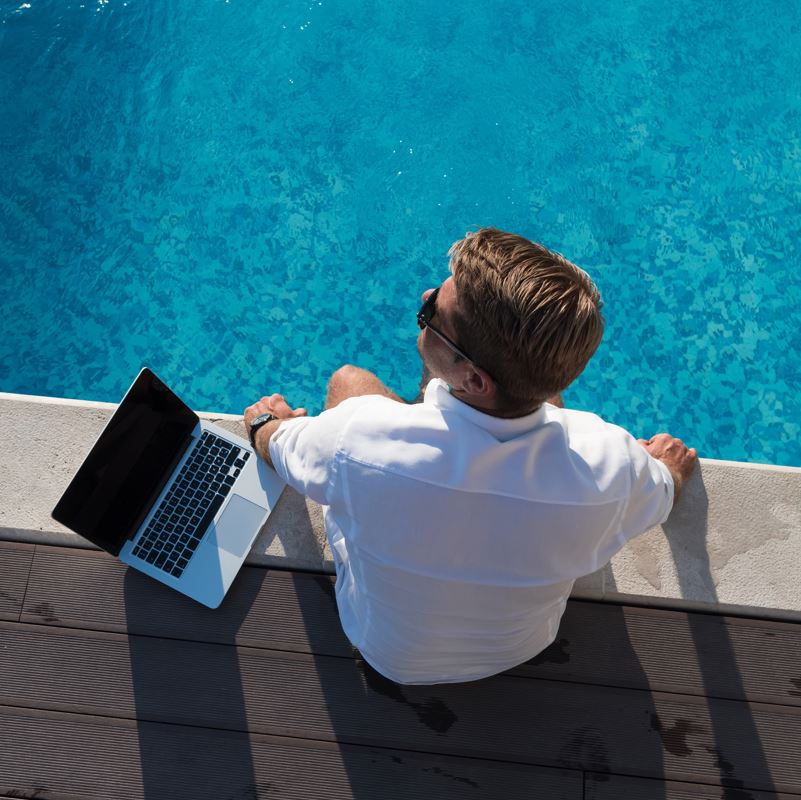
[52,368,198,556]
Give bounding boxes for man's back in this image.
[269,379,674,685]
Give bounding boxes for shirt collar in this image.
[423,379,548,440]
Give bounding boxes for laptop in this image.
[51,367,286,608]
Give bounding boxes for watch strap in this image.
[248,413,277,449]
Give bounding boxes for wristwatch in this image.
[248,413,278,449]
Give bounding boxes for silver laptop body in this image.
[52,367,285,608]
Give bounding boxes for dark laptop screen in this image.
[52,368,197,556]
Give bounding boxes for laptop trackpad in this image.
[214,494,266,558]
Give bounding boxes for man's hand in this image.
[244,393,307,427]
[637,433,698,504]
[244,394,307,465]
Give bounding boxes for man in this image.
[244,228,698,685]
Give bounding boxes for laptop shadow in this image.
[123,564,266,799]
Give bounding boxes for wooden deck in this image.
[2,540,801,799]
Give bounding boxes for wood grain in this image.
[0,540,34,620]
[0,704,581,800]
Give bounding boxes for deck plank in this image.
[0,704,582,800]
[0,620,798,793]
[22,544,354,654]
[22,545,801,707]
[0,540,34,621]
[518,602,801,707]
[584,772,801,799]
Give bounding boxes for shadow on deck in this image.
[1,540,800,799]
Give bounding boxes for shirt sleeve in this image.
[618,433,675,539]
[267,395,379,505]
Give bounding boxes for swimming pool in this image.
[1,0,800,467]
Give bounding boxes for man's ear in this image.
[456,363,496,399]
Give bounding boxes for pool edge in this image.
[3,392,800,622]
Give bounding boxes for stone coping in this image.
[3,391,801,621]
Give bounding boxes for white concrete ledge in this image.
[2,392,800,621]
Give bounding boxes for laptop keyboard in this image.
[132,431,250,578]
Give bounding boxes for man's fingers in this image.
[245,395,307,421]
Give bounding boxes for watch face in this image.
[251,413,274,427]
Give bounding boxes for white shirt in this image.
[269,379,673,685]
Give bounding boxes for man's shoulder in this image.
[547,405,633,443]
[311,394,440,448]
[539,406,650,494]
[334,394,442,434]
[323,395,455,471]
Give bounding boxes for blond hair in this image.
[449,228,604,412]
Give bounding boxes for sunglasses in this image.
[416,286,476,365]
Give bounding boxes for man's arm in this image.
[244,390,381,506]
[243,394,307,469]
[637,433,698,504]
[251,418,284,467]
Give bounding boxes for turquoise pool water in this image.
[1,0,800,466]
